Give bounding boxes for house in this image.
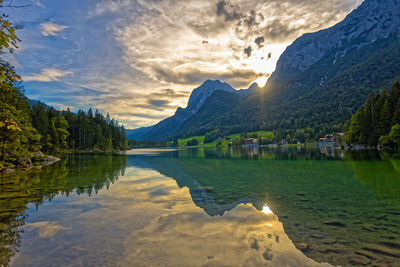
[244,138,258,146]
[318,133,343,147]
[281,139,288,145]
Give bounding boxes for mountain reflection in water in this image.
[1,148,400,267]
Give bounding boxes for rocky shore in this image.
[2,151,60,173]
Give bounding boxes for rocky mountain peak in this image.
[186,80,236,115]
[270,0,400,83]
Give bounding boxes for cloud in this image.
[255,36,264,48]
[40,22,69,36]
[17,0,363,129]
[243,46,252,57]
[24,68,72,82]
[113,0,362,91]
[216,0,241,22]
[148,99,171,108]
[32,0,45,8]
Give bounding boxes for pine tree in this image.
[393,98,400,125]
[370,91,387,145]
[378,99,392,137]
[389,81,400,113]
[346,109,363,144]
[360,93,374,145]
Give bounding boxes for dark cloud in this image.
[255,36,264,48]
[148,99,170,107]
[216,0,241,22]
[213,0,362,44]
[243,10,257,27]
[243,46,252,57]
[152,65,268,88]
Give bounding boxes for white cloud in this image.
[40,22,69,36]
[24,68,72,82]
[32,0,45,8]
[20,0,363,129]
[111,0,362,89]
[79,0,363,128]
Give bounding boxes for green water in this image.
[1,148,400,266]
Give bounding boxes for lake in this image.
[1,147,400,266]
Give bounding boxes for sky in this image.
[5,0,362,129]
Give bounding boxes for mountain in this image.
[176,90,244,138]
[134,0,400,141]
[182,0,400,139]
[27,99,51,109]
[139,80,246,140]
[237,82,261,97]
[125,126,153,140]
[270,0,400,85]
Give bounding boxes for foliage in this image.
[128,139,174,148]
[0,65,40,168]
[186,138,199,146]
[346,81,400,147]
[62,108,128,151]
[204,129,221,143]
[0,13,18,55]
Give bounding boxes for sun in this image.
[255,76,268,87]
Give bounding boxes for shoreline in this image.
[1,154,61,174]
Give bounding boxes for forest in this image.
[0,15,128,170]
[346,81,400,148]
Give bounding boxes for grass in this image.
[179,131,274,147]
[178,135,205,145]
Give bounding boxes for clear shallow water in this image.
[1,148,400,266]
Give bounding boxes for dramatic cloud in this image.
[40,22,69,36]
[24,68,72,82]
[11,0,362,128]
[114,0,362,90]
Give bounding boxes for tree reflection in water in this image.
[0,154,127,266]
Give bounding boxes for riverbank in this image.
[1,151,61,174]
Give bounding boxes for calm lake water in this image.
[1,147,400,266]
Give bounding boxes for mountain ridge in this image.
[131,0,400,141]
[135,80,254,140]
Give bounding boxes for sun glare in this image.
[262,204,273,214]
[255,76,268,87]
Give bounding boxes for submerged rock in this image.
[44,156,60,162]
[348,255,371,265]
[362,244,400,258]
[262,249,273,261]
[16,158,33,169]
[323,220,346,227]
[295,242,309,252]
[3,168,14,173]
[32,151,45,157]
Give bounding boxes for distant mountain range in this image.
[126,80,259,140]
[27,99,51,109]
[129,0,400,141]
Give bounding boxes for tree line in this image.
[1,82,129,169]
[346,81,400,148]
[0,14,128,169]
[31,103,128,153]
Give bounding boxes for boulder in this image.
[16,158,33,169]
[44,156,60,163]
[32,151,45,157]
